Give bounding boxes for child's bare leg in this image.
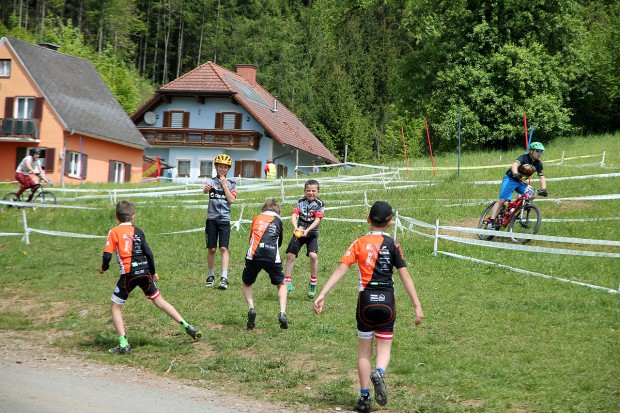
[207,247,217,271]
[242,283,254,310]
[110,302,126,337]
[220,247,229,273]
[285,253,296,278]
[375,339,393,372]
[357,337,374,390]
[151,295,182,323]
[277,283,287,313]
[309,251,318,282]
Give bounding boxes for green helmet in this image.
[529,142,545,151]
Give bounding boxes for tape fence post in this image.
[280,177,285,204]
[21,209,30,245]
[601,151,606,167]
[433,218,439,256]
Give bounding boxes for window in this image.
[215,112,242,129]
[65,151,88,179]
[108,160,131,183]
[112,162,125,183]
[0,60,10,77]
[234,160,261,178]
[15,97,35,119]
[163,110,189,128]
[177,159,191,177]
[199,160,213,177]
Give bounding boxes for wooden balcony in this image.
[139,127,262,150]
[0,118,40,141]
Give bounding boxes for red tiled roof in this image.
[148,62,339,163]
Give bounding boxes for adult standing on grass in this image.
[204,153,237,290]
[14,148,47,201]
[242,199,289,330]
[98,200,202,355]
[283,179,324,298]
[264,157,276,180]
[311,160,320,175]
[487,142,548,229]
[313,201,424,413]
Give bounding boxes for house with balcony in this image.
[0,36,148,185]
[131,62,339,180]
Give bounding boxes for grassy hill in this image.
[1,133,618,412]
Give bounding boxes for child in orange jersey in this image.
[98,200,202,354]
[242,199,288,330]
[313,201,424,413]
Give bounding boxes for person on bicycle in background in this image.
[487,142,548,229]
[14,148,47,202]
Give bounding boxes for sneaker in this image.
[108,344,131,355]
[353,396,371,413]
[247,308,257,330]
[218,277,228,290]
[371,371,387,406]
[286,282,295,293]
[486,221,495,230]
[206,275,215,287]
[278,312,289,329]
[307,283,317,299]
[185,325,202,340]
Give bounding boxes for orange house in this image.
[0,37,148,185]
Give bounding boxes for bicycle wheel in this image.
[478,201,500,241]
[2,192,20,211]
[33,191,57,211]
[507,204,541,244]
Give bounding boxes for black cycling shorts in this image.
[205,219,231,249]
[356,288,396,333]
[242,259,285,286]
[112,273,159,304]
[285,234,319,257]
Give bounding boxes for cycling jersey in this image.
[101,222,155,276]
[506,153,544,179]
[206,176,237,221]
[246,211,283,263]
[293,197,324,235]
[16,155,42,174]
[340,231,406,292]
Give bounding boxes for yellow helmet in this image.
[214,153,233,166]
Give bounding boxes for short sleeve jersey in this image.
[340,231,407,292]
[246,211,283,263]
[506,153,544,178]
[206,176,237,221]
[103,223,155,276]
[293,197,325,235]
[16,155,42,174]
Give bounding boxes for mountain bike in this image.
[2,174,57,211]
[478,185,543,244]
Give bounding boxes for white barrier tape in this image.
[158,227,203,235]
[27,228,106,239]
[543,217,620,222]
[439,234,620,258]
[0,232,22,236]
[396,220,435,238]
[440,225,620,246]
[436,250,619,294]
[555,194,620,201]
[398,215,438,230]
[0,200,97,210]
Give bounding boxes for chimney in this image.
[38,42,61,51]
[272,97,278,113]
[236,64,257,84]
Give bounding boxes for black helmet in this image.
[31,148,42,155]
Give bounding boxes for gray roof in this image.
[4,37,147,148]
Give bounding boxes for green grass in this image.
[1,133,619,412]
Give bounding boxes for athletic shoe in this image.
[486,221,495,230]
[278,312,289,329]
[218,277,228,290]
[206,275,215,287]
[108,344,131,355]
[371,370,387,406]
[307,283,317,299]
[286,282,295,293]
[353,396,371,413]
[247,308,257,330]
[185,325,202,340]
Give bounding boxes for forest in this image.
[2,0,619,162]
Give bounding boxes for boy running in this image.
[313,201,424,412]
[283,179,324,298]
[98,201,202,355]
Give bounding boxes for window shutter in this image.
[253,161,261,178]
[125,163,132,182]
[34,98,43,119]
[234,160,241,177]
[182,112,189,128]
[16,147,26,168]
[5,97,14,117]
[81,154,88,179]
[163,111,171,127]
[235,113,242,129]
[108,161,114,182]
[45,148,55,172]
[64,152,72,174]
[215,113,223,129]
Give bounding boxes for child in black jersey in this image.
[313,201,424,413]
[242,199,288,330]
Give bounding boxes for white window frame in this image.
[15,97,35,119]
[199,159,214,177]
[68,152,82,178]
[241,161,255,178]
[177,158,191,177]
[112,161,125,183]
[170,112,184,128]
[0,60,10,77]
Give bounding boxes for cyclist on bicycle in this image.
[487,142,548,229]
[14,148,48,202]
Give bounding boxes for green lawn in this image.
[1,133,618,412]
